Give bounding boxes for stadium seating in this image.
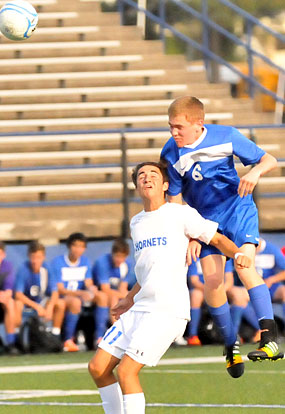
[0,0,283,242]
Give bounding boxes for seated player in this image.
[92,238,135,324]
[0,241,18,354]
[52,232,109,352]
[14,241,61,337]
[187,259,233,346]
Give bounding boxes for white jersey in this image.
[130,202,218,319]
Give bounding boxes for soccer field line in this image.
[0,401,285,409]
[0,356,240,374]
[0,356,284,374]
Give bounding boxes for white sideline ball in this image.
[0,0,38,41]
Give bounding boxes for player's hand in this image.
[234,253,251,269]
[238,170,260,198]
[186,239,201,265]
[111,297,133,320]
[36,304,46,318]
[80,290,94,302]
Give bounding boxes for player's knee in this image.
[204,274,223,290]
[88,358,103,380]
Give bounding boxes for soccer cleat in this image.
[247,341,284,362]
[63,339,79,352]
[187,335,202,346]
[247,319,284,362]
[224,340,244,378]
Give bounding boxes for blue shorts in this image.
[200,201,259,258]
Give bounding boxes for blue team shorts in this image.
[200,201,259,258]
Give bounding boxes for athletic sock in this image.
[64,311,79,341]
[242,303,260,330]
[208,301,236,346]
[248,284,274,321]
[6,333,16,346]
[188,308,201,337]
[99,382,123,414]
[123,393,145,414]
[230,305,244,337]
[94,306,109,339]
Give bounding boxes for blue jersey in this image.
[15,260,56,303]
[161,125,265,227]
[92,253,134,290]
[255,240,285,298]
[52,254,92,291]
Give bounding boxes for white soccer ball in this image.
[0,0,38,41]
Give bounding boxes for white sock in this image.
[123,393,145,414]
[98,382,123,414]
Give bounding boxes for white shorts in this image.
[98,310,187,367]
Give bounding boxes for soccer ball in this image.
[0,0,38,41]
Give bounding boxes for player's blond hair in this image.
[168,96,205,123]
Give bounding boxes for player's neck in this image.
[143,198,166,212]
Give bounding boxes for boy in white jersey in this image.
[161,96,283,371]
[88,161,251,414]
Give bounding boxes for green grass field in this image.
[0,344,285,413]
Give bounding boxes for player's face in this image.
[169,114,203,147]
[29,250,45,273]
[136,165,168,199]
[69,240,86,262]
[112,252,127,267]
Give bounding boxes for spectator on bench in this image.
[14,241,61,340]
[52,232,109,352]
[92,238,135,324]
[0,241,18,354]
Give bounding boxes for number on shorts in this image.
[103,326,122,345]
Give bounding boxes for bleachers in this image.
[0,0,283,241]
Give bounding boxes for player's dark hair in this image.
[131,161,169,188]
[112,238,130,255]
[0,241,6,252]
[66,232,87,248]
[28,240,45,255]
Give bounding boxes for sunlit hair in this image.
[168,96,205,122]
[28,240,45,255]
[112,238,130,255]
[131,161,169,188]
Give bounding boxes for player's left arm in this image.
[238,153,277,198]
[210,232,251,269]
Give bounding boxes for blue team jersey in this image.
[15,261,56,303]
[161,124,265,226]
[255,240,285,298]
[52,254,92,291]
[92,253,134,290]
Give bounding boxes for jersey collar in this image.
[184,126,207,149]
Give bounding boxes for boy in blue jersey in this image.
[52,232,109,352]
[161,96,283,376]
[0,241,18,354]
[14,241,61,337]
[92,238,135,324]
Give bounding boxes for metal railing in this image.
[0,124,284,236]
[117,0,285,122]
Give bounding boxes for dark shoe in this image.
[6,345,20,356]
[224,340,244,378]
[247,319,284,362]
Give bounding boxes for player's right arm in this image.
[111,282,141,320]
[14,291,46,317]
[210,232,251,269]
